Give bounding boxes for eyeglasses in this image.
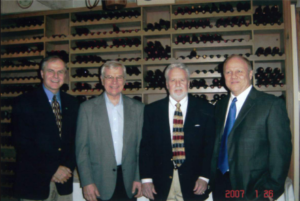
[45,69,66,77]
[104,75,124,81]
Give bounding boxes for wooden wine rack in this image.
[1,0,298,199]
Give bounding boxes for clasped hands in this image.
[142,178,207,200]
[51,165,72,184]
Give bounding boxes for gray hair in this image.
[223,55,253,72]
[41,56,67,71]
[101,61,126,79]
[165,62,190,81]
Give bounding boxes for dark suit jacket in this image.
[210,87,292,200]
[12,87,79,199]
[139,94,215,201]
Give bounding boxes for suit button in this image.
[113,169,116,171]
[169,176,172,179]
[58,148,61,151]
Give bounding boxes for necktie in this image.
[172,103,185,167]
[52,95,62,138]
[218,97,237,174]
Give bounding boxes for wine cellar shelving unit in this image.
[1,0,297,199]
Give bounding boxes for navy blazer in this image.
[12,87,79,199]
[139,94,215,201]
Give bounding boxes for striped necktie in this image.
[172,103,185,167]
[52,95,62,138]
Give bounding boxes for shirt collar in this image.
[169,95,188,108]
[230,85,252,102]
[104,92,123,107]
[43,84,61,103]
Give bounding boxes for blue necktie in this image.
[218,97,237,174]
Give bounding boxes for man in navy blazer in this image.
[210,55,292,201]
[139,63,215,201]
[12,56,79,200]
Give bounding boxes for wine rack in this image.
[1,0,296,199]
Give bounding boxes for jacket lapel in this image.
[228,88,257,142]
[122,95,134,161]
[216,96,230,138]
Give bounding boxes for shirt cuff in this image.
[199,177,209,183]
[141,178,153,183]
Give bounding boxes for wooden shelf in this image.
[70,45,142,54]
[171,10,252,20]
[1,38,44,45]
[254,85,287,92]
[1,119,11,124]
[1,24,44,33]
[1,50,44,58]
[1,65,39,72]
[190,71,221,78]
[71,30,141,39]
[1,158,15,162]
[251,54,286,61]
[1,132,12,137]
[1,106,12,111]
[143,87,227,94]
[169,25,252,34]
[1,78,41,85]
[252,23,285,30]
[70,76,99,82]
[44,36,70,42]
[172,40,253,49]
[1,93,22,98]
[67,90,104,96]
[1,146,14,150]
[70,16,142,26]
[69,62,104,68]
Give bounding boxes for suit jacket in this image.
[76,94,144,200]
[12,87,79,199]
[139,94,215,201]
[210,87,292,200]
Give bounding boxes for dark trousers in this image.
[212,170,234,201]
[99,166,136,201]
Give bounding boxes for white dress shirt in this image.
[105,93,124,166]
[142,95,208,183]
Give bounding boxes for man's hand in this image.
[142,182,157,200]
[83,184,100,201]
[52,166,72,184]
[132,181,142,198]
[193,178,208,195]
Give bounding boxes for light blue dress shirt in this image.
[104,92,124,166]
[43,85,62,110]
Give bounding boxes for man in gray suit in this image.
[76,61,144,201]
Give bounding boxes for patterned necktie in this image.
[52,95,62,138]
[172,103,185,167]
[218,97,237,174]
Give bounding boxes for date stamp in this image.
[225,190,274,198]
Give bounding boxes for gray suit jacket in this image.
[76,94,144,200]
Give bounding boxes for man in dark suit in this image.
[76,61,144,201]
[210,55,292,201]
[139,63,215,201]
[12,56,79,200]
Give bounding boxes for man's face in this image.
[101,67,125,98]
[41,59,66,94]
[166,67,189,102]
[223,57,253,96]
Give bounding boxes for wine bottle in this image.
[264,47,272,56]
[255,47,265,56]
